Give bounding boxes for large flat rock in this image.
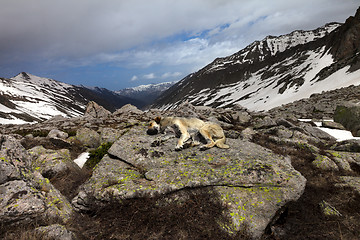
[73,125,306,238]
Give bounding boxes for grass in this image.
[68,188,251,240]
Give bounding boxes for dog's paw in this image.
[175,145,183,151]
[200,146,210,151]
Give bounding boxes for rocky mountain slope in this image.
[115,81,175,108]
[1,92,360,239]
[152,8,360,111]
[0,72,140,124]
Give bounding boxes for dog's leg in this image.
[175,128,190,151]
[199,127,216,150]
[191,133,201,146]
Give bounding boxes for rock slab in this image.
[73,125,306,238]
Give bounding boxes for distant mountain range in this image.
[115,81,176,108]
[0,73,173,124]
[152,7,360,111]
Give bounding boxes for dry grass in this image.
[253,132,360,240]
[68,188,251,240]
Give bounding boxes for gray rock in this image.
[36,224,77,240]
[336,176,360,195]
[252,115,277,129]
[99,127,125,144]
[73,125,306,238]
[321,121,346,130]
[332,139,360,152]
[48,129,69,139]
[84,101,111,118]
[0,180,46,223]
[113,104,143,116]
[312,154,339,171]
[334,102,360,136]
[28,146,78,179]
[76,127,100,148]
[0,135,73,226]
[325,150,353,172]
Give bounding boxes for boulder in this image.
[84,101,111,118]
[99,127,125,144]
[29,146,79,179]
[312,154,339,171]
[0,135,73,227]
[72,125,306,238]
[321,121,346,130]
[332,139,360,152]
[76,127,100,148]
[48,129,69,139]
[334,102,360,136]
[336,176,360,195]
[35,224,77,240]
[113,104,143,116]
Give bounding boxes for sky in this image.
[0,0,358,90]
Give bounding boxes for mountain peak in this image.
[18,72,31,80]
[327,7,360,61]
[152,9,360,111]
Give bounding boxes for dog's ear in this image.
[154,116,162,124]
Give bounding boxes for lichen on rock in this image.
[73,124,306,238]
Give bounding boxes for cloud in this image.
[0,0,358,87]
[143,73,156,79]
[161,72,182,79]
[130,75,138,81]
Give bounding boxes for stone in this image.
[36,224,77,240]
[319,200,342,217]
[113,104,143,116]
[321,121,346,130]
[84,101,111,118]
[334,102,360,137]
[48,129,69,139]
[336,176,360,195]
[99,127,125,144]
[312,154,339,171]
[332,139,360,152]
[73,125,306,238]
[76,127,100,148]
[252,115,277,129]
[28,146,78,179]
[0,136,73,226]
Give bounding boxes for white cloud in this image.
[143,73,156,79]
[130,75,138,81]
[161,72,182,79]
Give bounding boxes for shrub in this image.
[85,142,113,169]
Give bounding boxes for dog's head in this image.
[146,116,162,135]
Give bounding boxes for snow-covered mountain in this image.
[116,81,176,108]
[152,8,360,111]
[0,72,139,124]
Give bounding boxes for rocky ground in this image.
[1,96,360,239]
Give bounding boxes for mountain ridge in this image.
[115,81,176,108]
[0,72,141,124]
[152,8,360,111]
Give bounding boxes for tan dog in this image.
[147,116,229,150]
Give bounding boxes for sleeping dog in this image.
[147,116,229,150]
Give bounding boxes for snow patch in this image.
[74,152,90,168]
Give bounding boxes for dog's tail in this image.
[215,136,229,149]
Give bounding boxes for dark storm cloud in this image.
[0,0,358,78]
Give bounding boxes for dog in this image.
[147,116,229,150]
